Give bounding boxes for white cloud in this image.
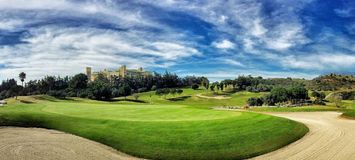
[0,0,70,10]
[0,19,24,30]
[142,0,310,51]
[0,0,158,29]
[152,42,201,60]
[0,26,200,80]
[181,70,318,82]
[221,59,245,67]
[251,18,267,37]
[280,53,355,70]
[213,40,235,49]
[265,23,309,50]
[334,8,354,18]
[0,0,352,81]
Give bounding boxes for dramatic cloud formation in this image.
[0,0,354,81]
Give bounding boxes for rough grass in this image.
[247,105,342,112]
[341,100,355,119]
[0,93,308,160]
[120,89,267,108]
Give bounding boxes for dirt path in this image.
[0,127,142,160]
[252,112,355,160]
[196,93,231,100]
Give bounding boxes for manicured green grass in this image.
[341,100,355,119]
[0,95,308,160]
[343,110,355,119]
[121,89,266,108]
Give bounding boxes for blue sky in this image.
[0,0,354,81]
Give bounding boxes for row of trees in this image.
[0,71,208,101]
[220,74,354,93]
[219,76,304,93]
[155,88,183,99]
[247,85,309,106]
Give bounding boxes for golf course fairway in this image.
[0,96,308,160]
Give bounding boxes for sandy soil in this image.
[252,112,355,160]
[196,93,231,100]
[0,127,142,160]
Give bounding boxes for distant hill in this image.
[307,73,355,91]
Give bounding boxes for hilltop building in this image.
[86,65,152,81]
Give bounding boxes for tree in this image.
[311,91,326,105]
[270,87,289,103]
[191,83,199,90]
[210,85,215,92]
[215,82,220,91]
[69,73,88,90]
[155,89,164,97]
[19,72,26,87]
[287,85,309,104]
[247,97,263,106]
[10,85,22,100]
[162,88,170,99]
[48,90,67,99]
[311,91,325,100]
[133,94,139,101]
[201,77,209,90]
[330,94,343,108]
[88,80,113,100]
[170,88,177,97]
[177,89,183,95]
[0,79,18,99]
[118,84,131,99]
[41,76,56,93]
[220,82,224,91]
[211,82,219,92]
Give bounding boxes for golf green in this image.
[0,95,308,160]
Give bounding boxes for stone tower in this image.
[138,67,143,72]
[86,67,92,81]
[119,65,127,78]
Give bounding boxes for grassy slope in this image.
[122,89,267,108]
[0,93,308,160]
[341,100,355,118]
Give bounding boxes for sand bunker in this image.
[252,112,355,160]
[0,127,141,160]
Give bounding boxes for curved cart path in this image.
[0,127,142,160]
[252,112,355,160]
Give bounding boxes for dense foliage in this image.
[248,85,309,106]
[307,74,355,91]
[220,76,305,93]
[0,72,207,101]
[222,74,354,93]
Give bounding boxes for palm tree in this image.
[19,72,26,87]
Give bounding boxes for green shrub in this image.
[247,97,264,106]
[191,84,199,90]
[47,90,67,99]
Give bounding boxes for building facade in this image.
[86,65,152,81]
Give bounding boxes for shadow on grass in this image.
[167,96,191,101]
[19,100,35,104]
[215,92,233,96]
[109,99,148,103]
[32,95,59,102]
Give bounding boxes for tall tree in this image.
[19,72,26,87]
[69,73,88,90]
